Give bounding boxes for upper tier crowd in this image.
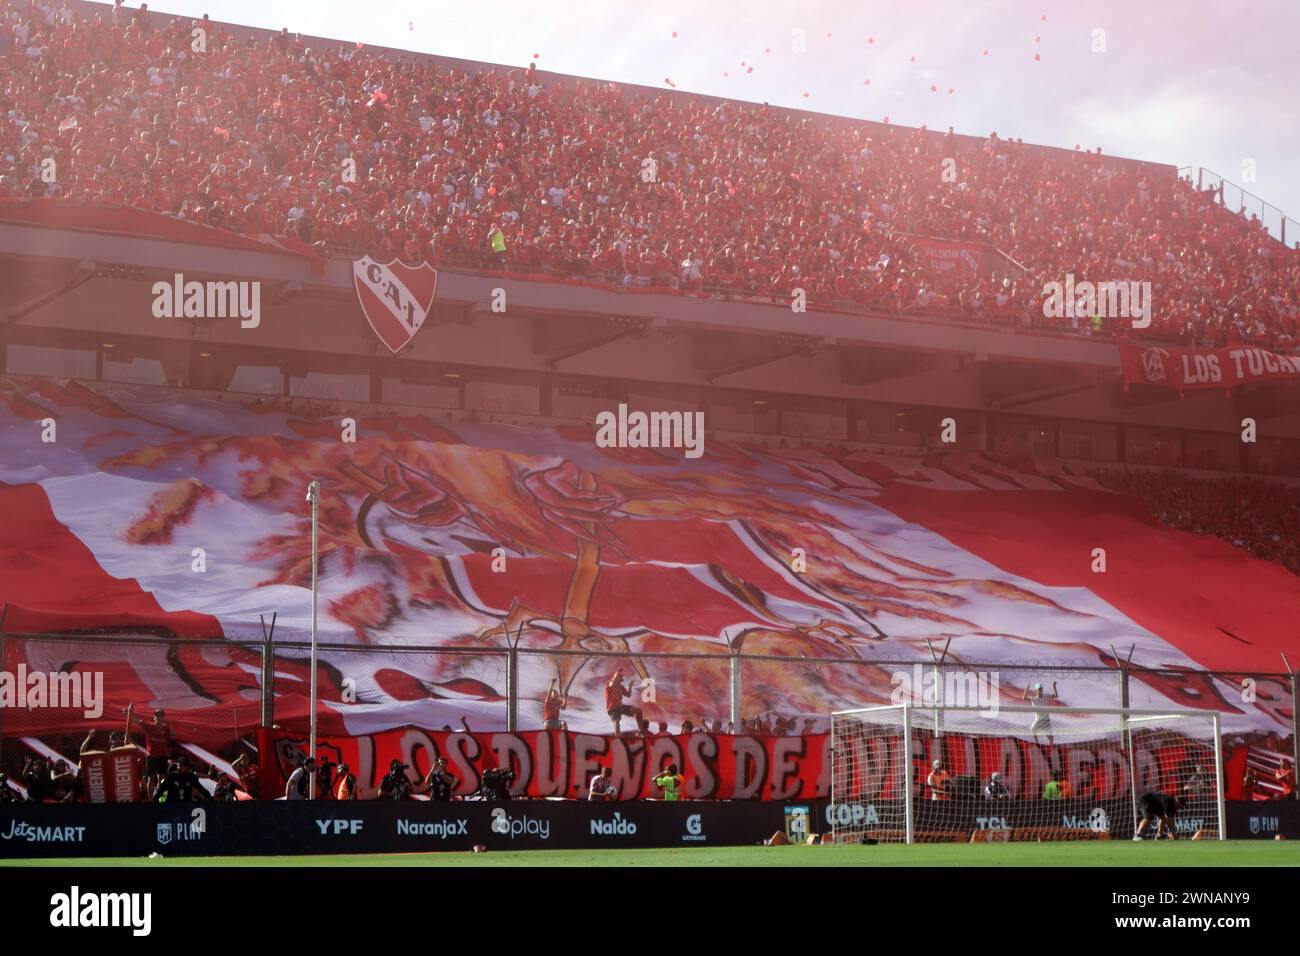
[2,0,1299,349]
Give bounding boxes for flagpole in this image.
[306,479,321,798]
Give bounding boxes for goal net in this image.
[829,705,1224,844]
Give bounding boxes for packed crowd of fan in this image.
[1100,468,1300,575]
[2,0,1298,349]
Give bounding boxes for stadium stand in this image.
[1,4,1298,816]
[1,0,1297,346]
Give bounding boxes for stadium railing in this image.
[2,629,1295,794]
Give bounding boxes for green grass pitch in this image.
[3,841,1296,867]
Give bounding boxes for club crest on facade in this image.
[352,256,438,353]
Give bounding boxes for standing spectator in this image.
[652,763,684,802]
[153,756,208,803]
[541,678,566,730]
[420,757,454,801]
[334,762,359,801]
[232,752,259,797]
[133,706,173,793]
[605,668,645,734]
[983,771,1010,800]
[1024,682,1060,750]
[316,759,335,801]
[285,756,315,800]
[927,759,950,801]
[20,756,52,803]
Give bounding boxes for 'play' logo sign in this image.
[352,256,438,353]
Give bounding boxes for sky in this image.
[124,0,1300,239]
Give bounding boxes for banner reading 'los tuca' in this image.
[1120,343,1300,391]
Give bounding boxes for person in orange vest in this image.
[927,759,951,800]
[334,761,358,801]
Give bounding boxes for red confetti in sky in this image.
[948,88,955,94]
[671,31,677,38]
[802,91,810,97]
[863,78,871,84]
[533,53,540,59]
[883,115,890,124]
[930,84,937,92]
[746,66,753,73]
[1034,53,1041,61]
[868,36,875,44]
[910,54,917,62]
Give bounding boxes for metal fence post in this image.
[506,645,519,732]
[259,642,274,729]
[728,652,741,732]
[259,612,276,730]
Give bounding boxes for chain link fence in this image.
[2,631,1296,790]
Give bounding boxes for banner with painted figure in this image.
[0,377,1297,755]
[1120,343,1300,391]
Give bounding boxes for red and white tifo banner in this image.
[912,237,983,274]
[257,726,1265,802]
[1120,344,1300,392]
[352,256,439,353]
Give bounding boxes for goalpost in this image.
[829,704,1225,844]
